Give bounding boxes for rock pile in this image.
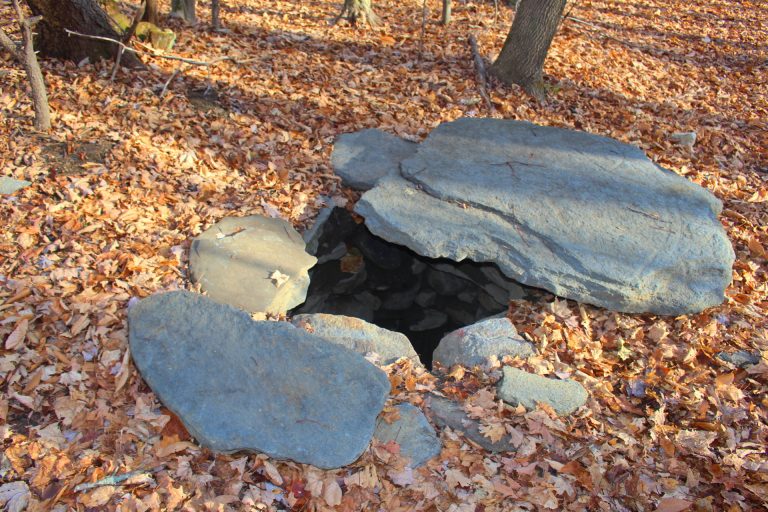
[293,207,534,365]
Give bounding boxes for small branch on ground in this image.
[0,0,52,131]
[111,1,147,81]
[468,34,494,114]
[65,29,257,95]
[73,465,166,492]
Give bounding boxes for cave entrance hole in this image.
[291,208,537,368]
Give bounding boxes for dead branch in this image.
[468,34,494,113]
[65,29,257,67]
[111,1,147,81]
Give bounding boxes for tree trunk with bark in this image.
[142,0,158,24]
[335,0,380,27]
[0,0,51,131]
[172,0,196,23]
[490,0,566,100]
[211,0,220,30]
[24,0,140,66]
[441,0,451,25]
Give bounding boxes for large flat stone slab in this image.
[332,129,417,190]
[189,215,317,314]
[129,291,390,469]
[355,118,734,315]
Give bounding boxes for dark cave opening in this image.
[291,208,537,368]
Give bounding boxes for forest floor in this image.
[0,0,767,510]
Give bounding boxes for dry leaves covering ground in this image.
[1,0,767,510]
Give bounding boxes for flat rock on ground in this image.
[433,317,536,369]
[374,403,441,468]
[497,367,588,415]
[0,177,31,195]
[189,215,317,314]
[355,118,735,315]
[291,313,421,366]
[427,396,516,453]
[332,129,417,190]
[129,291,390,469]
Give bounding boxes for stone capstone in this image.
[497,367,587,415]
[354,118,734,315]
[433,317,536,369]
[331,129,418,190]
[128,291,390,469]
[189,215,317,314]
[291,313,421,366]
[374,404,441,468]
[427,396,516,453]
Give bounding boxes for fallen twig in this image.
[65,29,257,67]
[111,1,146,81]
[468,34,494,113]
[73,465,165,493]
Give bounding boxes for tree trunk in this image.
[211,0,220,29]
[441,0,451,25]
[1,0,51,131]
[142,0,158,24]
[25,0,140,66]
[171,0,196,23]
[335,0,380,27]
[490,0,566,100]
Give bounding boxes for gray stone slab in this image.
[374,404,441,467]
[427,395,516,453]
[355,118,734,315]
[0,177,31,195]
[332,129,417,190]
[433,317,535,368]
[291,313,420,366]
[497,367,587,415]
[129,291,390,469]
[189,215,317,315]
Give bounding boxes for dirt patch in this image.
[41,140,113,176]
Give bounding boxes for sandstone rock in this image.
[497,367,587,415]
[129,291,390,469]
[189,215,317,314]
[433,317,535,368]
[291,313,420,366]
[332,129,417,190]
[374,404,441,467]
[355,118,734,315]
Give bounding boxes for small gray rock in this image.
[433,317,535,368]
[374,404,441,467]
[428,396,515,453]
[0,177,31,195]
[497,367,587,415]
[291,313,420,366]
[189,215,317,315]
[717,350,761,368]
[129,291,390,469]
[410,309,448,332]
[332,129,418,190]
